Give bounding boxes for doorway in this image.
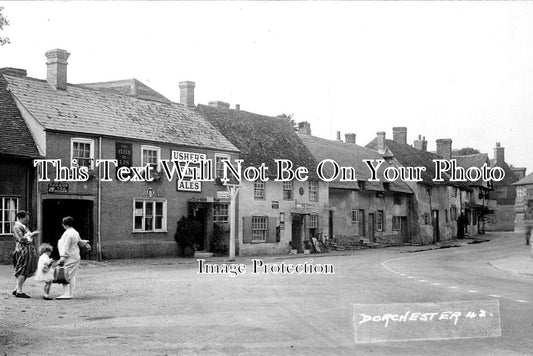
[42,199,94,260]
[432,209,440,243]
[358,209,365,236]
[291,214,303,253]
[368,213,375,242]
[400,217,409,243]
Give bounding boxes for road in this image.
[1,232,532,355]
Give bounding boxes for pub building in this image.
[0,49,238,259]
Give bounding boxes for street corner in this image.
[488,256,533,277]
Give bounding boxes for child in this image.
[35,243,56,300]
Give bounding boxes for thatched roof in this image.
[197,104,318,178]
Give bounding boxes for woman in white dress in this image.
[57,216,81,300]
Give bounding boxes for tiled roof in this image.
[366,138,472,191]
[0,73,41,158]
[3,75,237,152]
[79,79,171,103]
[197,104,318,178]
[452,153,490,187]
[489,158,518,186]
[514,172,533,186]
[299,134,412,193]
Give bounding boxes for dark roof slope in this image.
[3,75,237,152]
[79,79,171,103]
[0,73,41,158]
[453,153,490,187]
[366,138,471,190]
[514,172,533,186]
[197,104,318,178]
[489,158,518,186]
[299,134,412,193]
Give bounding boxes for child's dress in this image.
[35,255,55,282]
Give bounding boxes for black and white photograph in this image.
[1,1,532,355]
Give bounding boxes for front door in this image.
[432,209,440,243]
[368,213,375,242]
[400,217,409,243]
[291,214,303,252]
[42,199,94,260]
[358,209,365,236]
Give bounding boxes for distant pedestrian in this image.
[524,200,533,246]
[457,212,467,239]
[35,243,56,300]
[12,211,39,298]
[56,216,81,300]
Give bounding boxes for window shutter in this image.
[266,216,277,243]
[382,212,386,232]
[243,217,252,244]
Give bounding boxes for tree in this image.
[455,147,480,156]
[0,6,10,46]
[277,113,297,131]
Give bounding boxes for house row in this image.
[0,48,518,261]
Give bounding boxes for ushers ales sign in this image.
[171,150,206,192]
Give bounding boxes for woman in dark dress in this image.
[12,211,39,298]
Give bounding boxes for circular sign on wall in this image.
[299,187,304,196]
[147,187,154,198]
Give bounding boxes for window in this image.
[283,181,293,200]
[309,181,319,202]
[392,216,401,231]
[133,200,166,232]
[254,181,265,199]
[517,186,526,198]
[394,194,401,205]
[351,210,359,223]
[496,186,507,199]
[309,214,318,229]
[141,145,161,171]
[377,210,384,231]
[451,187,457,198]
[466,191,471,201]
[450,206,457,221]
[0,197,18,235]
[251,216,268,241]
[215,154,230,179]
[445,209,449,223]
[424,213,430,225]
[358,181,366,190]
[213,203,229,223]
[71,138,94,169]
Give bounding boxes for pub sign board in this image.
[116,142,133,168]
[48,182,69,193]
[171,150,205,192]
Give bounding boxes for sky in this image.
[1,1,532,174]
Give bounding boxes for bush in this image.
[212,223,229,256]
[174,216,202,257]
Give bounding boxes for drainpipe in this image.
[97,137,102,261]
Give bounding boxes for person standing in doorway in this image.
[56,216,81,300]
[457,212,467,239]
[12,211,39,298]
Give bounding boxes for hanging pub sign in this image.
[116,142,133,168]
[171,150,206,192]
[272,201,279,209]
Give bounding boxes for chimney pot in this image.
[179,81,195,107]
[392,127,407,145]
[45,49,70,90]
[436,139,453,160]
[377,131,386,153]
[235,104,240,110]
[345,133,356,144]
[494,142,505,163]
[414,134,428,151]
[298,121,312,135]
[336,131,342,141]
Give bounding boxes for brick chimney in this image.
[494,142,505,164]
[336,131,342,142]
[179,81,195,107]
[45,49,70,90]
[392,127,407,145]
[436,139,452,160]
[0,67,27,77]
[377,131,386,153]
[345,133,356,144]
[208,100,230,109]
[413,135,428,151]
[298,121,311,135]
[235,104,240,110]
